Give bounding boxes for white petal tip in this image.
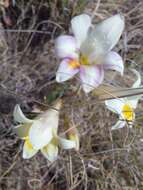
[71,14,92,47]
[111,14,125,25]
[56,74,65,83]
[104,51,124,75]
[13,104,32,123]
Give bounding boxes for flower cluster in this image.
[13,100,78,161]
[13,14,142,161]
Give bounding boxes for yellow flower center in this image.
[122,104,134,121]
[68,55,90,68]
[69,59,80,69]
[80,55,90,65]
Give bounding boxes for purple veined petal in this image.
[111,120,126,130]
[71,14,92,47]
[55,35,78,59]
[79,65,104,93]
[56,58,80,82]
[103,51,124,75]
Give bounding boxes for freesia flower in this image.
[13,100,77,161]
[105,70,141,130]
[55,14,125,93]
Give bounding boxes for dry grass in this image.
[0,0,143,189]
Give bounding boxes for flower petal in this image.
[93,14,124,51]
[81,14,124,61]
[131,69,141,88]
[80,65,104,93]
[41,143,58,162]
[67,134,79,151]
[128,69,141,108]
[29,120,53,150]
[13,123,31,138]
[128,96,140,109]
[103,51,124,75]
[23,139,38,159]
[58,137,76,149]
[105,99,124,114]
[55,35,78,59]
[56,58,79,82]
[111,120,126,130]
[13,104,33,123]
[71,14,91,47]
[29,107,60,149]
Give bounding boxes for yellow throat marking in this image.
[69,59,80,69]
[80,55,90,65]
[122,104,134,121]
[69,55,90,69]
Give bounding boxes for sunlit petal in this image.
[13,104,33,123]
[80,65,104,93]
[29,105,60,149]
[55,35,78,59]
[71,14,91,47]
[23,139,38,159]
[93,14,124,51]
[29,120,53,149]
[103,51,124,75]
[41,143,58,162]
[81,14,124,60]
[105,99,124,114]
[58,137,76,149]
[112,120,126,130]
[56,58,80,82]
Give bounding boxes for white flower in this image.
[105,70,141,130]
[13,100,77,161]
[55,14,125,93]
